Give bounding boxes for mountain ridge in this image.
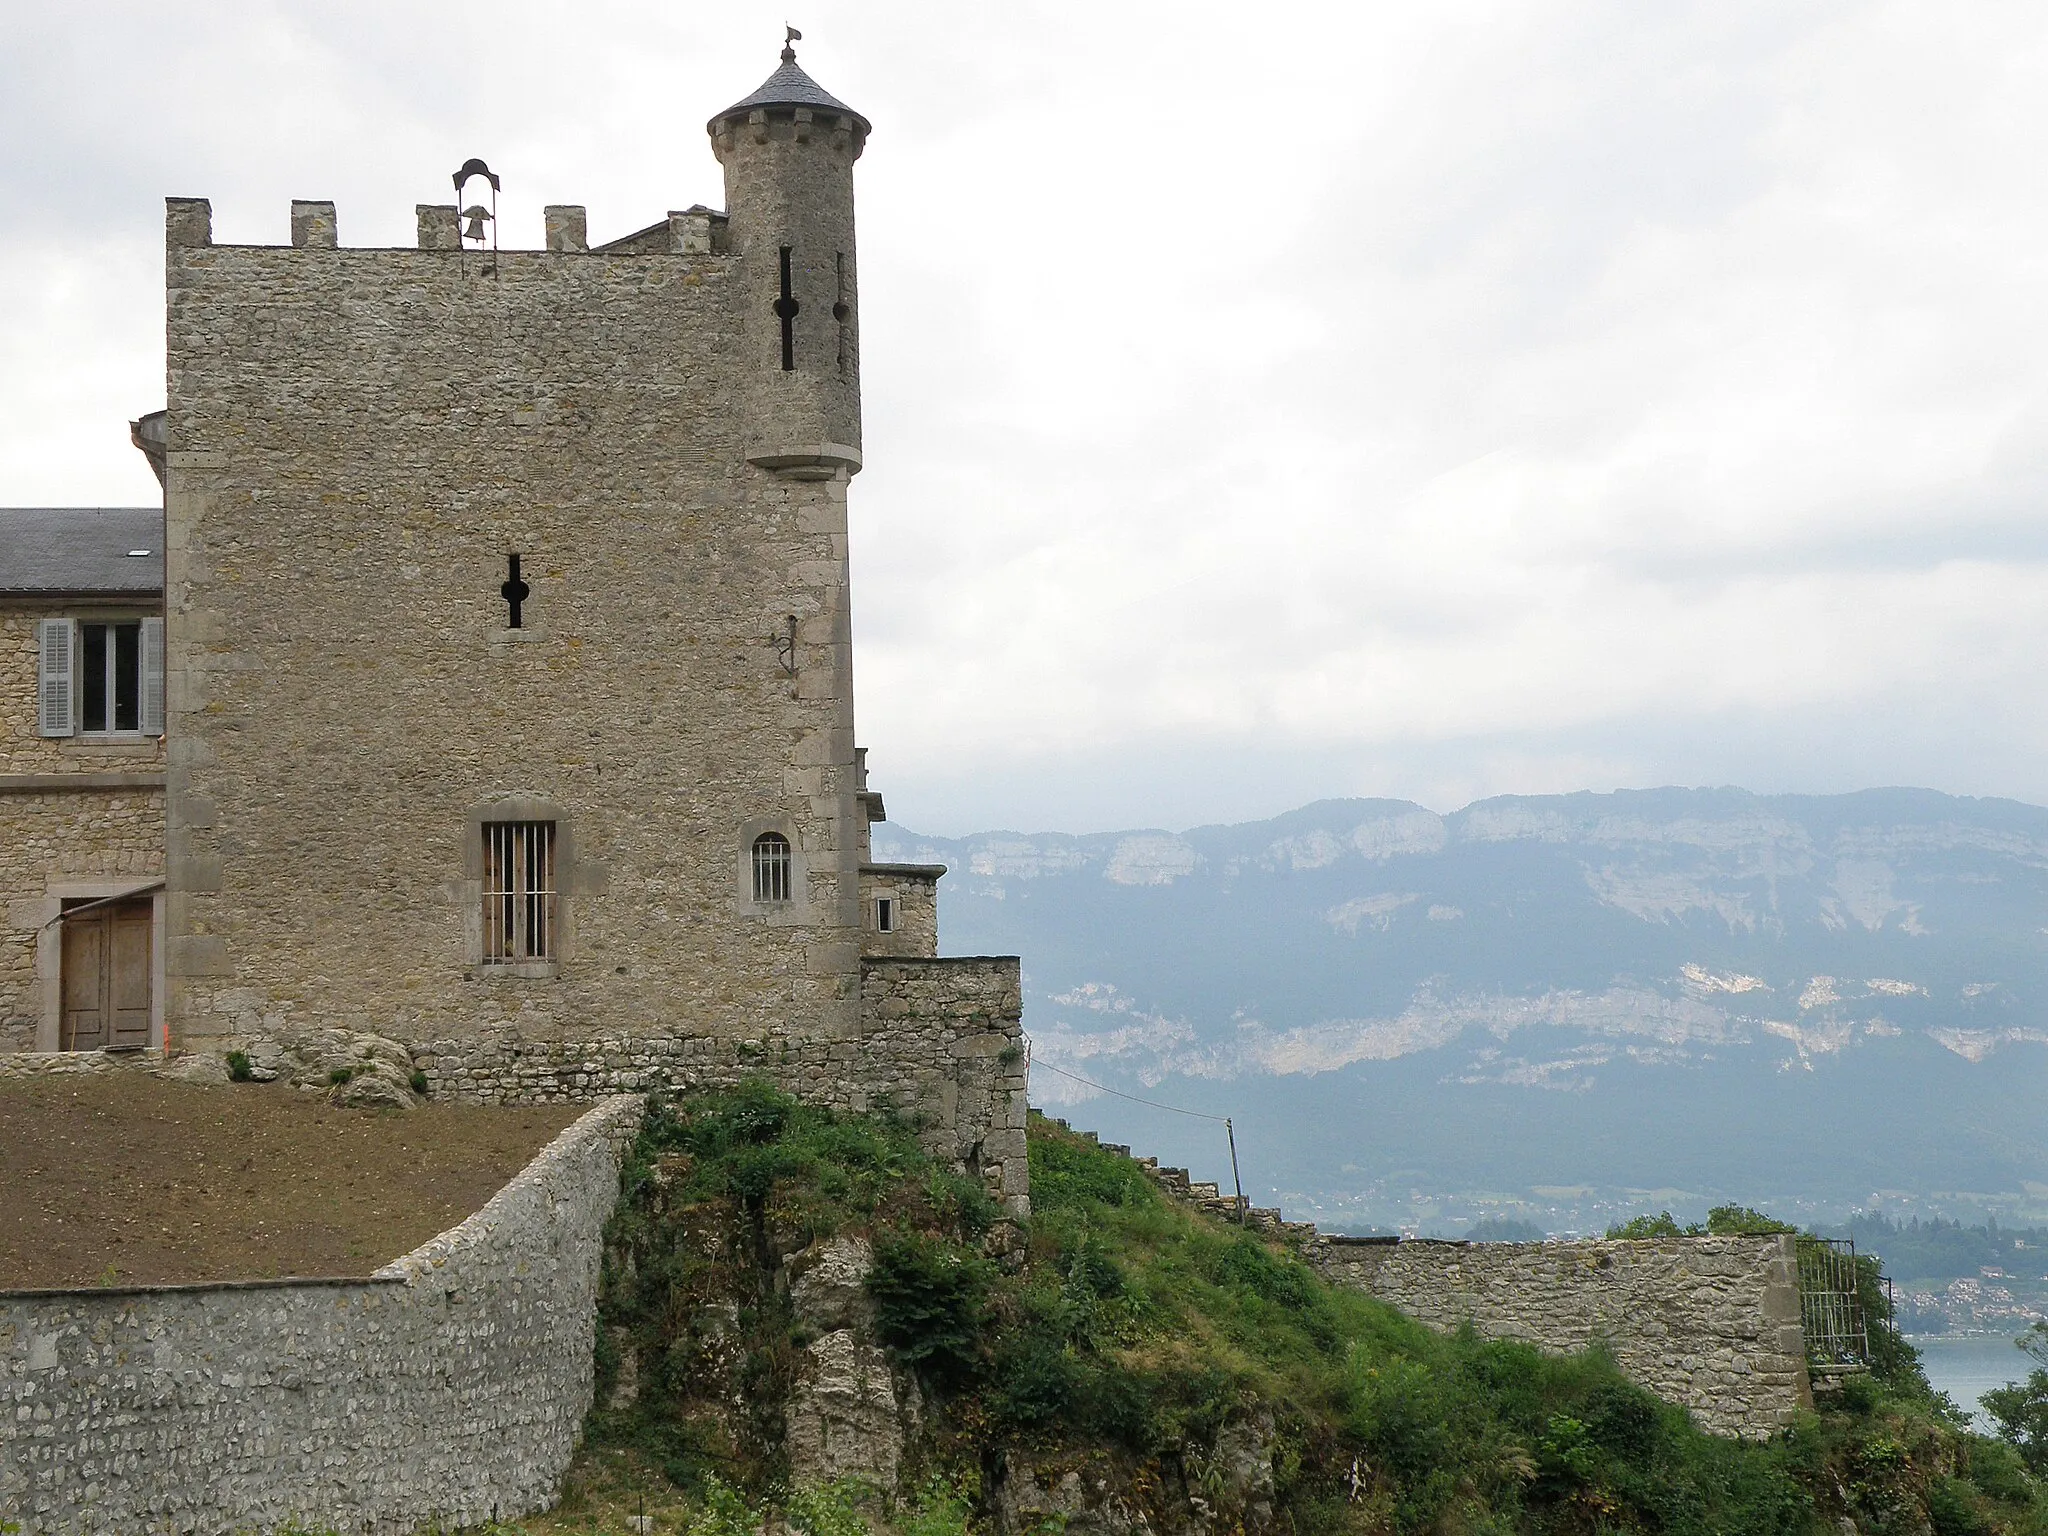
[875,786,2048,1234]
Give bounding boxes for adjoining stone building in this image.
[0,505,167,1054]
[0,44,1028,1209]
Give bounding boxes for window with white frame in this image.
[751,832,792,903]
[875,896,896,933]
[38,617,163,738]
[483,820,556,963]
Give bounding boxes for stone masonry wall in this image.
[0,608,168,779]
[1306,1234,1811,1439]
[859,863,940,959]
[0,1094,643,1535]
[858,956,1028,1215]
[398,955,1028,1216]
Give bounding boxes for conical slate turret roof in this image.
[710,47,871,135]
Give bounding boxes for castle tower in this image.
[709,38,869,479]
[154,43,890,1073]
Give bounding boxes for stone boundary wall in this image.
[0,1047,170,1083]
[0,1094,644,1535]
[1046,1121,1810,1440]
[1305,1234,1811,1440]
[404,955,1029,1214]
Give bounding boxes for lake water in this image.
[1908,1335,2034,1429]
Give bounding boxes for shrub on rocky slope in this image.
[520,1085,2047,1536]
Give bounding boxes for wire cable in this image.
[1026,1052,1232,1123]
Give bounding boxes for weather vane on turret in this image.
[783,24,801,62]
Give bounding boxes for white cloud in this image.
[8,3,2048,832]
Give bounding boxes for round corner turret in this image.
[709,40,868,477]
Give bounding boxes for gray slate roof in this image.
[710,52,871,135]
[0,508,165,596]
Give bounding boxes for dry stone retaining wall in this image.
[0,1093,643,1535]
[1305,1233,1811,1439]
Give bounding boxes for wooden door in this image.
[108,903,152,1047]
[60,913,107,1050]
[59,899,153,1050]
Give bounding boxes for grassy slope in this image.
[511,1090,2047,1536]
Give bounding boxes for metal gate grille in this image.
[483,820,556,962]
[1798,1236,1871,1373]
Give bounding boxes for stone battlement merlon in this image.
[708,107,869,162]
[163,196,733,257]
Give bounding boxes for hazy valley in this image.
[878,786,2048,1250]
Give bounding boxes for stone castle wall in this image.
[858,863,941,960]
[858,956,1028,1214]
[402,954,1028,1215]
[1306,1233,1810,1439]
[164,146,870,1061]
[1081,1128,1809,1438]
[0,1094,643,1535]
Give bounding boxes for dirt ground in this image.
[0,1072,583,1289]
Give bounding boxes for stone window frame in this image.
[462,796,579,979]
[36,877,167,1052]
[735,816,812,925]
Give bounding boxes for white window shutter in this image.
[37,618,74,737]
[140,617,165,737]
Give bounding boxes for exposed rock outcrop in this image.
[239,1028,420,1107]
[782,1235,909,1491]
[785,1327,903,1488]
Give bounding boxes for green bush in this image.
[897,1473,976,1536]
[580,1094,2048,1536]
[1607,1211,1689,1239]
[867,1231,992,1384]
[1984,1325,2048,1474]
[1705,1204,1799,1236]
[1028,1130,1159,1214]
[225,1050,252,1083]
[785,1479,874,1536]
[327,1066,353,1086]
[685,1475,761,1536]
[408,1068,429,1096]
[1927,1475,1995,1536]
[1963,1434,2036,1505]
[1606,1205,1797,1240]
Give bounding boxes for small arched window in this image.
[752,832,792,903]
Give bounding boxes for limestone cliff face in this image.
[879,788,2048,1228]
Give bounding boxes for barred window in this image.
[752,832,792,903]
[484,821,556,962]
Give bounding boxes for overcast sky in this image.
[5,2,2046,834]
